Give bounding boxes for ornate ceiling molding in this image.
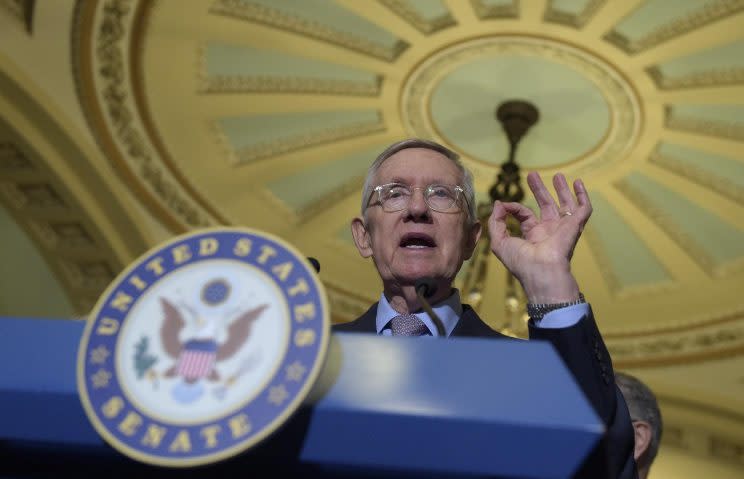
[650,147,744,206]
[214,113,386,166]
[647,65,744,90]
[543,0,607,29]
[608,309,744,367]
[583,224,676,298]
[604,0,744,54]
[470,0,518,20]
[0,137,123,315]
[261,177,365,227]
[657,395,744,468]
[196,45,384,96]
[378,0,456,35]
[665,105,744,142]
[200,72,383,97]
[615,176,744,278]
[0,55,154,316]
[401,35,642,176]
[208,0,409,62]
[72,0,224,232]
[610,325,744,367]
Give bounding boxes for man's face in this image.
[351,147,481,288]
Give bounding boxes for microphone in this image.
[415,277,437,298]
[307,257,320,273]
[415,277,446,337]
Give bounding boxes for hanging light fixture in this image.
[459,100,539,337]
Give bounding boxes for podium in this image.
[0,316,604,478]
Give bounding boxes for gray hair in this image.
[361,138,476,222]
[615,372,663,465]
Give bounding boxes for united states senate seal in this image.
[76,227,329,466]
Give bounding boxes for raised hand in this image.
[487,171,592,304]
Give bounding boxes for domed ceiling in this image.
[67,0,744,361]
[1,0,744,474]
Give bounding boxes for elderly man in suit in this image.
[333,138,636,478]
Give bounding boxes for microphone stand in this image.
[415,281,446,337]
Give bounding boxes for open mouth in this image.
[400,233,436,249]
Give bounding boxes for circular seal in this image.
[77,227,330,466]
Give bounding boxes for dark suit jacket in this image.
[333,302,638,479]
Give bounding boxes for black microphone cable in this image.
[415,277,446,337]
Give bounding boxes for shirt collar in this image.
[375,289,462,337]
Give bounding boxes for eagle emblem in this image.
[136,278,268,404]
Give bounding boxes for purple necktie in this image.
[390,314,430,336]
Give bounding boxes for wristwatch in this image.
[526,293,586,322]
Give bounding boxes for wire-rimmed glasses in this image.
[370,183,468,213]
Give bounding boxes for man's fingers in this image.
[574,179,591,208]
[572,178,593,222]
[527,172,559,220]
[488,201,509,243]
[489,201,538,242]
[499,202,538,228]
[553,173,577,213]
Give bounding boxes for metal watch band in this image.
[526,293,586,322]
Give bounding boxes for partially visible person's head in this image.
[351,139,481,297]
[616,372,663,478]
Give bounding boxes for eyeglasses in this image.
[369,183,468,213]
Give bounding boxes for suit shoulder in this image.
[332,317,367,332]
[331,302,378,333]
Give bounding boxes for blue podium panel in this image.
[0,317,603,478]
[302,333,604,478]
[0,317,101,446]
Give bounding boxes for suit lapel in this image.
[451,305,506,338]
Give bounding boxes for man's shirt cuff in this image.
[533,302,589,329]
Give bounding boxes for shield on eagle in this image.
[157,278,268,402]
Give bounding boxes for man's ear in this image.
[351,217,373,258]
[632,420,652,463]
[463,220,482,260]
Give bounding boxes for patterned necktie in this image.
[390,314,430,336]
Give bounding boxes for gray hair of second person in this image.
[615,372,663,464]
[360,138,477,223]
